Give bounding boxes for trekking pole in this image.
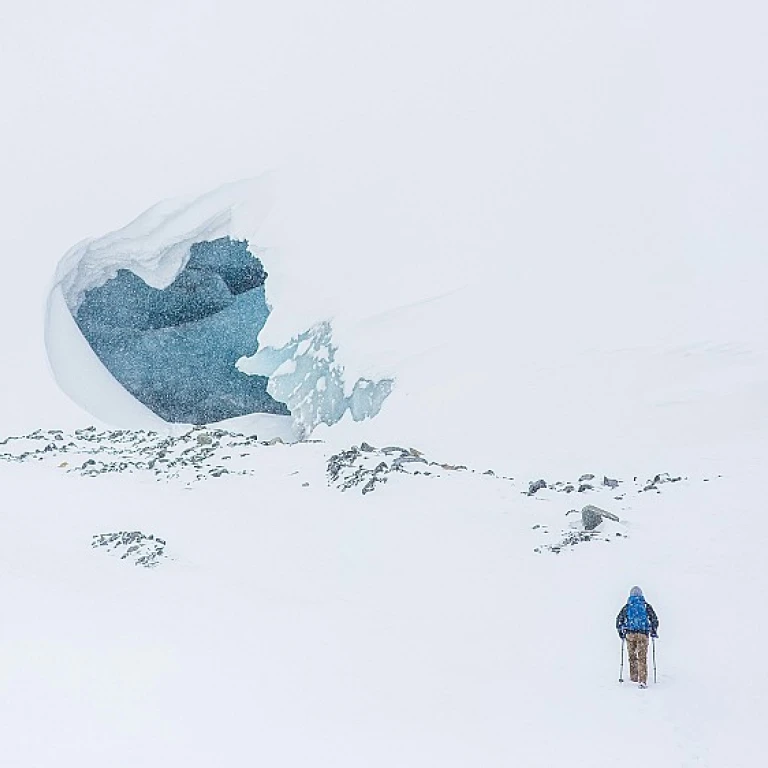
[619,638,625,683]
[652,637,657,684]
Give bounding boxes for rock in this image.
[527,479,547,496]
[196,433,213,446]
[579,473,595,482]
[360,442,375,452]
[92,530,167,568]
[581,504,619,530]
[603,476,619,489]
[581,506,602,530]
[392,455,427,468]
[578,483,594,493]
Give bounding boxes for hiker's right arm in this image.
[616,606,627,637]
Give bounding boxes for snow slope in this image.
[3,1,768,766]
[1,436,764,767]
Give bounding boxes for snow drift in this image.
[44,178,394,437]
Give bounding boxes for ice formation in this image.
[45,178,393,435]
[239,322,394,439]
[73,236,287,424]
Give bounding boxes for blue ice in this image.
[74,237,289,424]
[243,322,394,438]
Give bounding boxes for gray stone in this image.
[581,507,603,530]
[527,479,547,496]
[581,504,620,530]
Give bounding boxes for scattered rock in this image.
[92,531,167,568]
[639,472,683,492]
[527,479,547,496]
[328,444,490,495]
[603,476,620,489]
[0,426,290,485]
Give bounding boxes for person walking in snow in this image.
[616,586,659,688]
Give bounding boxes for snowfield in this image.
[4,1,768,765]
[1,429,766,767]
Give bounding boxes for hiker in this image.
[616,586,659,687]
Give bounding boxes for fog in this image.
[2,1,767,433]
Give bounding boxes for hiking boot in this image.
[638,682,647,689]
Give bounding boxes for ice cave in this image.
[73,236,287,424]
[45,179,393,436]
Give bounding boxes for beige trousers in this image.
[626,632,649,683]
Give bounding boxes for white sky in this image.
[2,1,768,432]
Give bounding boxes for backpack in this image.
[625,595,650,632]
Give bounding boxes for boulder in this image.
[581,504,620,530]
[527,479,547,496]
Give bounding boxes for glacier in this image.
[45,178,393,435]
[73,236,288,424]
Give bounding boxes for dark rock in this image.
[581,505,619,529]
[527,479,547,496]
[92,531,167,568]
[582,507,602,530]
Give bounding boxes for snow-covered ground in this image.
[1,427,766,766]
[3,2,768,765]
